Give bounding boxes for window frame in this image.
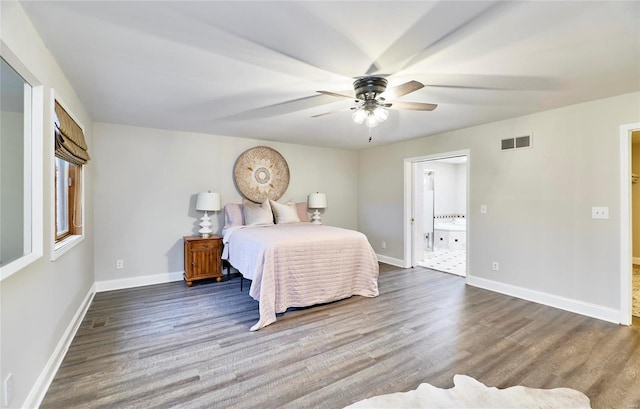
[51,93,85,260]
[0,41,44,281]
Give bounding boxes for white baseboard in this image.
[23,284,96,409]
[95,271,184,292]
[467,276,621,324]
[376,254,405,268]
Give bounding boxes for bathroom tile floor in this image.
[633,265,640,318]
[419,250,466,276]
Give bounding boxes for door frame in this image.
[620,122,640,325]
[404,149,470,274]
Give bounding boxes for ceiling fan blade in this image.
[311,107,353,118]
[366,2,508,75]
[369,2,512,75]
[425,84,505,91]
[219,94,342,120]
[173,3,374,78]
[387,101,438,111]
[380,80,425,100]
[316,90,356,99]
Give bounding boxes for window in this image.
[55,157,81,240]
[0,44,43,281]
[53,100,89,249]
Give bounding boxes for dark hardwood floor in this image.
[41,264,640,409]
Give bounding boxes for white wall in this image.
[421,161,465,217]
[455,163,467,215]
[92,123,358,283]
[358,92,640,312]
[0,2,94,407]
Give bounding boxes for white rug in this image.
[345,375,591,409]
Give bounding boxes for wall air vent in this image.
[501,134,532,151]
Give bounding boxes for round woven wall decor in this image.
[234,146,290,203]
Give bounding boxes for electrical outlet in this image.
[116,259,124,270]
[480,204,487,214]
[381,241,386,249]
[4,373,13,407]
[492,262,499,271]
[591,207,609,219]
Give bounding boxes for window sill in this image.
[52,234,84,261]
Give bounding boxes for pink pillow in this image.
[296,202,309,222]
[224,203,244,228]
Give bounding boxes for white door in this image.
[410,161,422,267]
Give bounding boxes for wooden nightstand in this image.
[183,235,222,286]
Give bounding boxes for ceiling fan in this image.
[313,76,438,128]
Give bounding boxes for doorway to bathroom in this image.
[406,152,468,276]
[621,122,640,326]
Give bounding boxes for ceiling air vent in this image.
[501,134,532,151]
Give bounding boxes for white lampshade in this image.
[308,192,327,209]
[352,108,367,124]
[196,192,221,212]
[365,113,380,128]
[373,106,389,122]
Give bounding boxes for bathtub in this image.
[434,218,466,251]
[434,218,466,231]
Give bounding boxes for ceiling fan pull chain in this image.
[368,127,372,142]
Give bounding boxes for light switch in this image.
[480,205,487,214]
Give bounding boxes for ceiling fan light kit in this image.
[315,76,438,137]
[351,104,389,128]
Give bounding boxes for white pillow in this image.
[242,199,274,226]
[270,200,301,224]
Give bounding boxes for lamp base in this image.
[311,209,322,225]
[199,211,213,237]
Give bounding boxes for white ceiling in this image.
[20,1,640,150]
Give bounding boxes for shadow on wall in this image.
[167,193,225,274]
[167,239,184,274]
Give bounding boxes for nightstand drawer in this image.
[190,241,219,250]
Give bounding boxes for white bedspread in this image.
[222,223,379,331]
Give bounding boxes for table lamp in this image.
[308,192,327,225]
[196,191,221,237]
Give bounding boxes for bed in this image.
[221,201,379,331]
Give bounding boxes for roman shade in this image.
[54,101,90,165]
